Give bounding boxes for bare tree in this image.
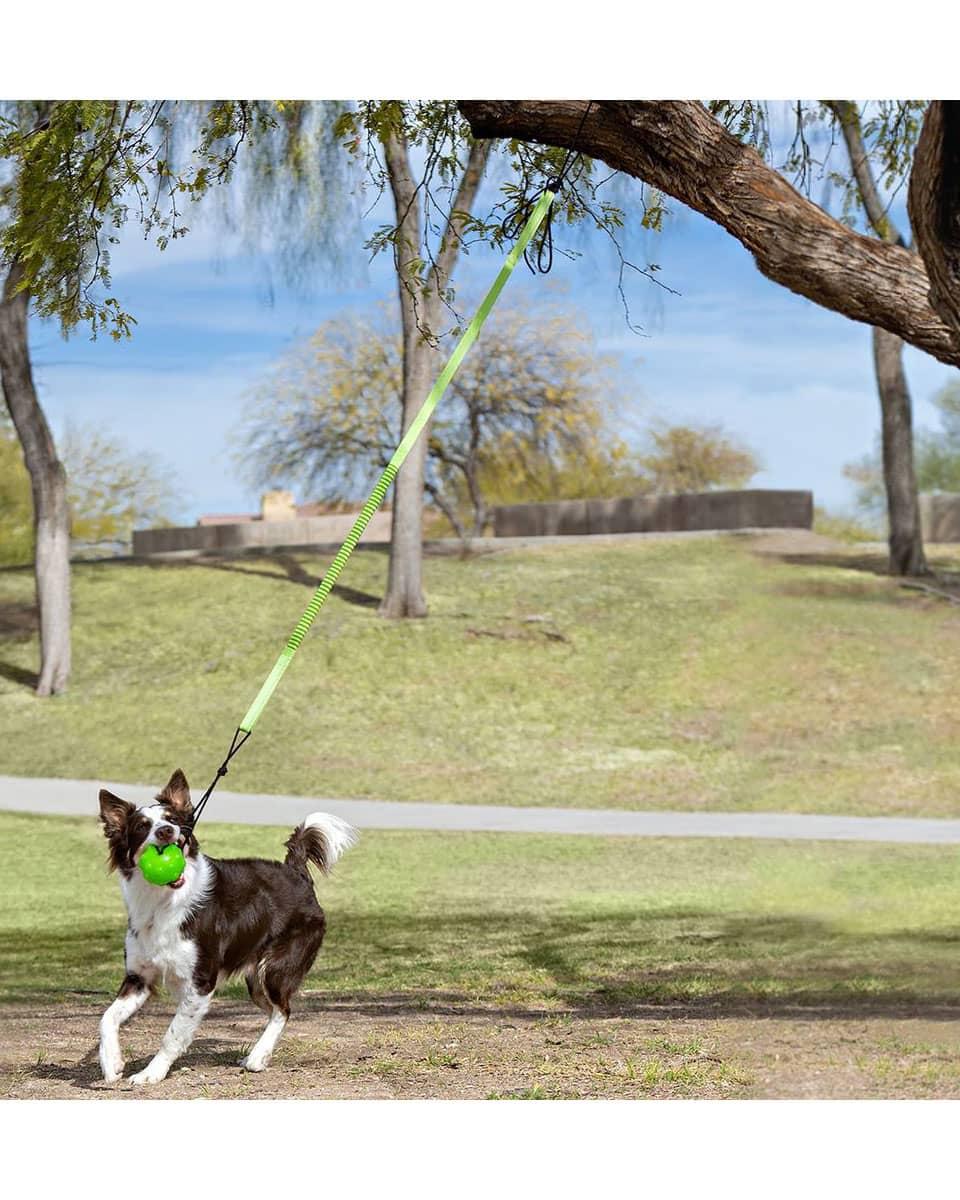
[238,302,617,548]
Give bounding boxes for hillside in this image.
[2,533,960,816]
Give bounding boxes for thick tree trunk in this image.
[0,262,72,694]
[459,101,960,366]
[379,127,489,618]
[873,327,927,576]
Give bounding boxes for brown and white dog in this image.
[97,768,357,1086]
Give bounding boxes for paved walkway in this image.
[3,774,960,845]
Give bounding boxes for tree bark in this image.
[458,101,960,366]
[828,101,928,576]
[379,126,489,618]
[908,101,960,355]
[873,327,927,575]
[0,261,72,694]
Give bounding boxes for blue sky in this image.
[26,137,959,527]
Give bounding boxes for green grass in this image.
[3,536,960,814]
[3,810,960,1010]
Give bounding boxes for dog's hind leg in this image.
[129,982,214,1087]
[99,973,153,1083]
[244,962,272,1014]
[243,1005,288,1073]
[242,914,325,1073]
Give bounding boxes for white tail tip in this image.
[303,812,359,869]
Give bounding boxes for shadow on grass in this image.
[7,908,960,1024]
[756,548,960,606]
[0,660,38,689]
[0,599,39,688]
[130,551,383,610]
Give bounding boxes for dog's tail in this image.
[284,812,359,877]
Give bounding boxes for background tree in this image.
[637,423,759,494]
[335,103,490,615]
[0,412,179,561]
[826,100,927,575]
[238,301,630,545]
[62,425,179,555]
[845,378,960,520]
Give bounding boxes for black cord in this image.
[187,727,251,829]
[500,100,595,275]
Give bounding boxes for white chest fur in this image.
[120,854,213,990]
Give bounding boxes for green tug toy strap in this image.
[237,187,557,735]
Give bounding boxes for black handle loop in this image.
[498,102,594,276]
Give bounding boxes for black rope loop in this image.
[498,101,594,276]
[500,184,556,274]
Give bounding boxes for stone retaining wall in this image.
[492,489,813,538]
[133,510,392,556]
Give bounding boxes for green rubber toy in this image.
[139,843,186,885]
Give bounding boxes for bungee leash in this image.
[188,183,562,830]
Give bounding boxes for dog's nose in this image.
[154,823,176,844]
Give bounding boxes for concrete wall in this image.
[133,510,393,557]
[920,493,960,542]
[492,489,814,538]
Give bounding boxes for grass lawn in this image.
[2,534,960,816]
[4,811,960,1099]
[3,809,960,1010]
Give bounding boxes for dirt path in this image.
[4,995,960,1100]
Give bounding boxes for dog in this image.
[97,768,357,1086]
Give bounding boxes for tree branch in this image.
[427,137,491,294]
[458,100,960,366]
[825,101,905,246]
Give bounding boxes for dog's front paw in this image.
[242,1052,269,1073]
[129,1060,169,1087]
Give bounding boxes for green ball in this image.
[139,843,186,886]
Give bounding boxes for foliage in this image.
[708,100,928,232]
[0,99,936,341]
[637,422,760,493]
[0,100,278,337]
[61,424,180,554]
[0,415,32,565]
[333,101,670,336]
[0,414,178,561]
[844,378,960,519]
[812,506,880,543]
[236,300,638,541]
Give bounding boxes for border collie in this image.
[97,768,357,1086]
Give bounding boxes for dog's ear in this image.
[157,768,193,819]
[99,790,135,836]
